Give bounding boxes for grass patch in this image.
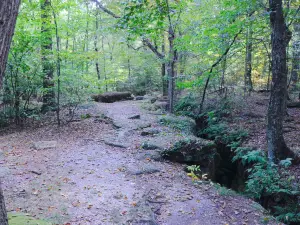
[8,213,52,225]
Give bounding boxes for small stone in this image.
[128,165,160,175]
[135,96,144,100]
[141,128,160,136]
[128,114,141,119]
[32,141,57,150]
[137,123,151,129]
[150,97,157,104]
[104,139,130,148]
[141,142,159,150]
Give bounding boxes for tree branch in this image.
[287,6,300,28]
[198,28,243,114]
[91,0,164,60]
[142,38,165,59]
[91,0,120,19]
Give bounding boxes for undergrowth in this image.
[159,115,196,135]
[198,110,248,146]
[174,95,299,224]
[233,147,300,224]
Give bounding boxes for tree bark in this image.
[0,184,8,225]
[244,20,253,92]
[161,43,167,96]
[0,1,21,224]
[0,0,20,84]
[167,28,177,113]
[290,23,300,89]
[94,11,100,81]
[267,0,296,162]
[41,0,55,112]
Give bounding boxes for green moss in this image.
[159,115,196,134]
[8,213,52,225]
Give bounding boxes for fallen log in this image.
[92,92,133,103]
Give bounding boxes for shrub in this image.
[233,147,300,224]
[174,93,198,118]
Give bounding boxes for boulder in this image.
[92,92,133,103]
[136,151,162,161]
[141,142,160,150]
[141,128,160,136]
[162,138,216,165]
[161,138,219,179]
[32,141,57,150]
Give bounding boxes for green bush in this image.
[233,147,299,224]
[198,116,248,146]
[174,94,199,118]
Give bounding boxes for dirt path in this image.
[1,101,277,225]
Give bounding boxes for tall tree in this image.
[290,22,300,89]
[94,10,101,81]
[0,0,21,224]
[244,19,253,92]
[267,0,295,161]
[41,0,55,112]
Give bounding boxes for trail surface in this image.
[1,101,277,224]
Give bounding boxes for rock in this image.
[112,121,123,129]
[141,142,160,150]
[32,141,57,150]
[150,97,157,104]
[128,114,141,119]
[162,138,216,164]
[135,96,144,100]
[159,115,196,135]
[136,151,162,161]
[128,165,160,175]
[126,200,158,225]
[154,102,168,111]
[104,139,130,149]
[162,138,218,179]
[141,128,160,136]
[137,123,152,129]
[91,92,133,103]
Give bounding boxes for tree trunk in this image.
[220,55,227,90]
[167,31,177,113]
[161,43,167,96]
[0,0,20,84]
[127,43,131,82]
[101,34,108,92]
[0,184,8,225]
[244,20,253,92]
[0,1,21,224]
[267,0,295,162]
[290,23,300,90]
[85,1,89,72]
[41,0,55,113]
[94,11,100,81]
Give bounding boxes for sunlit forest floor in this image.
[0,99,280,225]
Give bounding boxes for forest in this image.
[0,0,300,224]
